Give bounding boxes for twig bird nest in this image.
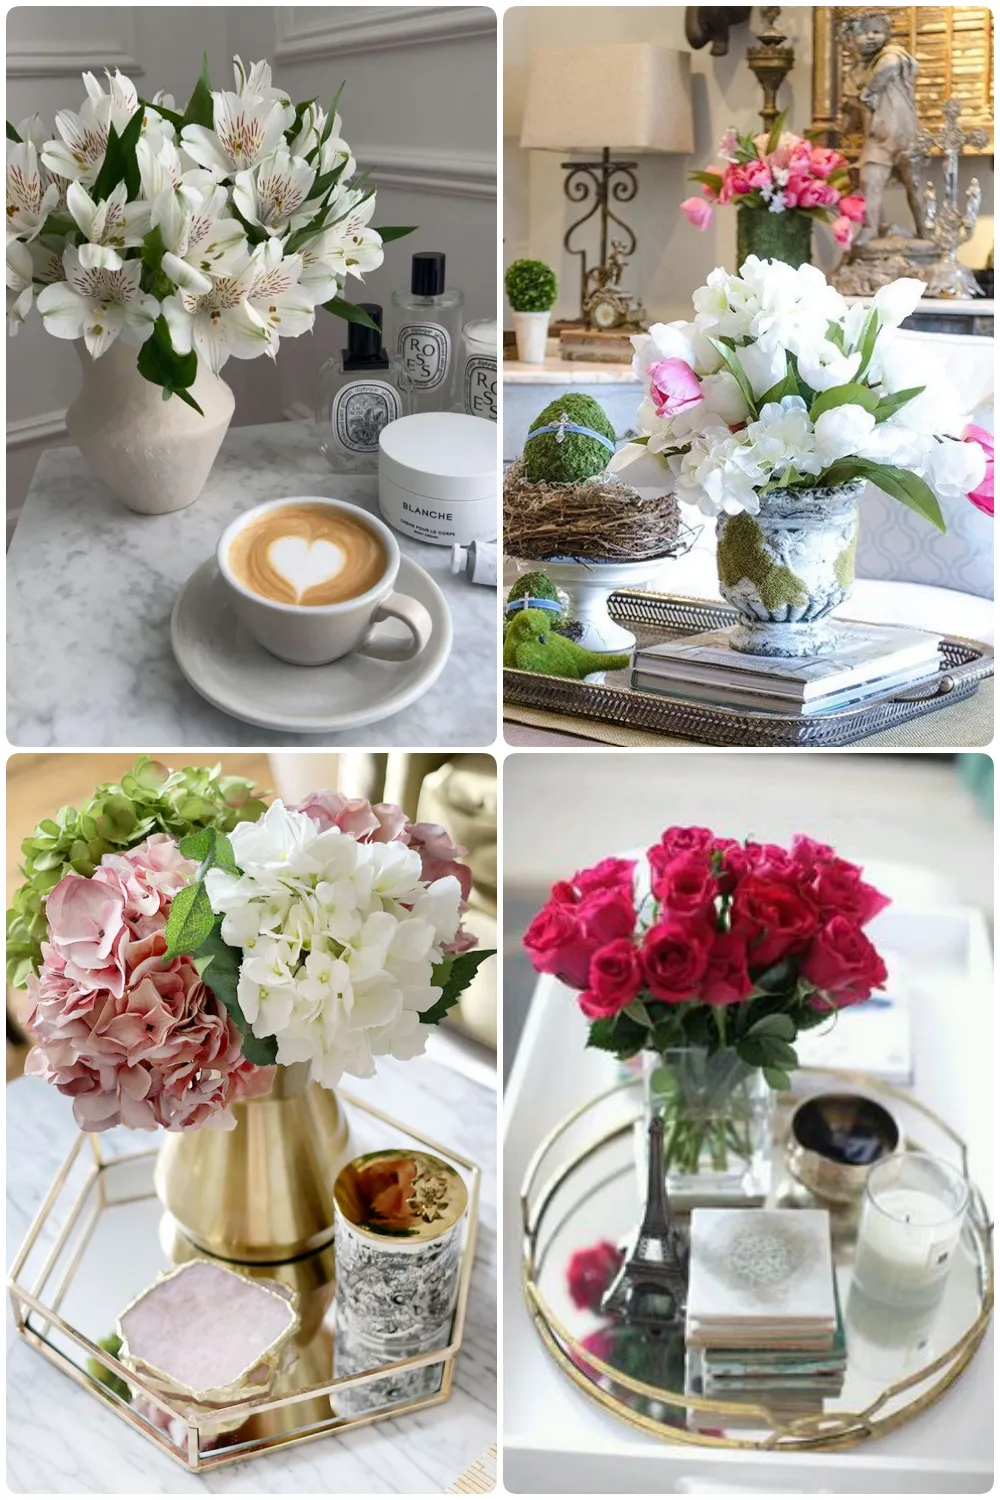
[504,459,684,563]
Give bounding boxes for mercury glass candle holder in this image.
[853,1152,969,1311]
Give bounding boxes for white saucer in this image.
[171,555,453,733]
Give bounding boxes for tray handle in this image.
[891,675,956,704]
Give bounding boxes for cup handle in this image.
[356,591,433,662]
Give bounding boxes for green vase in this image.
[736,205,812,269]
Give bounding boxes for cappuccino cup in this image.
[216,497,433,667]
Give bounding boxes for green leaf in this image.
[854,308,881,379]
[372,225,418,243]
[181,52,215,131]
[821,457,946,532]
[759,352,800,406]
[179,825,238,874]
[738,1034,799,1070]
[241,1031,279,1066]
[689,169,724,192]
[163,880,215,958]
[169,386,206,416]
[763,1066,792,1091]
[89,121,124,204]
[141,223,168,275]
[139,96,184,131]
[7,120,22,142]
[586,1008,649,1059]
[707,336,757,419]
[746,1013,797,1041]
[137,315,203,413]
[809,382,880,422]
[320,295,380,330]
[765,108,789,155]
[318,82,346,149]
[825,320,846,353]
[195,920,278,1071]
[873,385,924,422]
[421,948,496,1026]
[625,1000,652,1027]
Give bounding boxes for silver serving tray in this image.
[504,591,994,747]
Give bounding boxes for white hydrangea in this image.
[203,801,463,1087]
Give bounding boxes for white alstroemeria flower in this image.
[181,91,290,177]
[162,274,262,374]
[152,181,248,295]
[42,69,139,184]
[232,56,293,117]
[873,277,925,329]
[141,99,177,154]
[240,238,315,358]
[318,190,384,280]
[65,181,150,270]
[14,114,47,151]
[36,247,158,356]
[315,113,356,179]
[297,229,345,307]
[6,140,61,240]
[813,403,877,466]
[6,239,34,329]
[136,135,182,200]
[233,149,317,236]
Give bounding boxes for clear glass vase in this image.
[642,1048,773,1207]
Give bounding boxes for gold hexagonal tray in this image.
[8,1092,480,1472]
[522,1068,993,1451]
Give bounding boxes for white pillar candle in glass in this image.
[853,1152,968,1309]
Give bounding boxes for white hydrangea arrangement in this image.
[6,58,411,409]
[611,257,988,532]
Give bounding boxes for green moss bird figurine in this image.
[503,608,630,679]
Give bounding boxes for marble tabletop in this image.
[6,1054,497,1494]
[7,422,497,747]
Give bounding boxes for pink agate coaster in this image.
[118,1260,299,1402]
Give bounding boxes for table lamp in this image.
[520,43,695,318]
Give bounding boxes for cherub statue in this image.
[839,12,926,243]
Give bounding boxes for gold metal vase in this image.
[154,1063,353,1264]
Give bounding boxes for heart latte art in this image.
[228,505,388,606]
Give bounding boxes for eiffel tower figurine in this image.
[600,1115,689,1330]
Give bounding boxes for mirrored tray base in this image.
[8,1092,480,1472]
[522,1069,993,1451]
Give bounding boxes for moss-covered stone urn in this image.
[715,482,864,657]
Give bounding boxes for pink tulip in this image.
[648,358,704,417]
[962,424,994,516]
[832,216,854,248]
[809,146,844,179]
[681,195,713,230]
[838,193,866,224]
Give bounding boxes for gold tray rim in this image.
[7,1089,481,1473]
[520,1068,994,1454]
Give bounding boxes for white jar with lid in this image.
[459,318,497,421]
[378,411,497,546]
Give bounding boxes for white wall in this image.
[6,5,497,519]
[503,4,994,326]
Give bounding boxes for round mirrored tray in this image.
[521,1068,993,1451]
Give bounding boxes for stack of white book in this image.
[685,1208,845,1427]
[631,624,942,717]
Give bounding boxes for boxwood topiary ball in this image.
[523,393,617,484]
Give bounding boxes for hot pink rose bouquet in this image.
[524,826,890,1084]
[681,117,865,251]
[13,763,493,1133]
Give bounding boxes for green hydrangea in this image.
[523,393,617,483]
[6,756,268,989]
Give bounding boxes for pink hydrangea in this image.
[25,837,274,1132]
[293,791,477,953]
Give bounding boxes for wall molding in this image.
[7,410,68,449]
[6,44,143,78]
[359,146,496,201]
[275,6,494,63]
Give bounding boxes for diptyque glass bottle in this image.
[388,251,465,414]
[315,303,412,474]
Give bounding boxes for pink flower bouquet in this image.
[681,115,864,252]
[13,764,493,1133]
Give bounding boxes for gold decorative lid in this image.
[334,1150,468,1243]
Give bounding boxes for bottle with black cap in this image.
[315,303,412,474]
[388,250,464,414]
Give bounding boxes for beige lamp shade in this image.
[520,44,694,154]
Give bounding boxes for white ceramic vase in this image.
[512,310,550,365]
[65,340,235,515]
[539,557,666,653]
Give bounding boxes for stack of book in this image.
[630,624,942,717]
[685,1208,846,1428]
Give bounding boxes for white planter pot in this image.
[512,310,550,365]
[540,556,666,653]
[65,340,235,515]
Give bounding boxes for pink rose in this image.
[567,1241,623,1312]
[962,424,994,516]
[651,853,718,921]
[681,195,713,229]
[648,358,704,418]
[570,857,637,899]
[832,215,853,248]
[730,875,818,970]
[524,901,588,988]
[647,826,716,887]
[641,920,712,1002]
[44,874,129,998]
[801,917,888,1007]
[579,938,644,1019]
[702,932,754,1006]
[807,860,890,926]
[838,194,866,224]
